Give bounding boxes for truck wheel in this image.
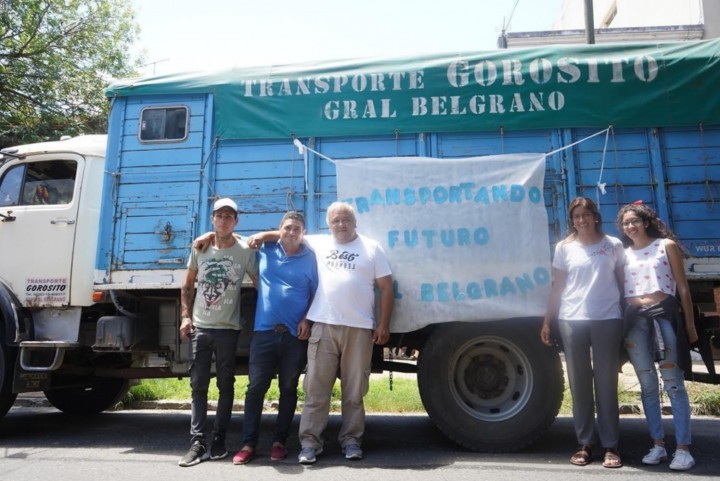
[417,321,563,452]
[44,378,129,415]
[0,340,18,419]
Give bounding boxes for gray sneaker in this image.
[298,447,322,465]
[343,444,363,460]
[178,441,209,467]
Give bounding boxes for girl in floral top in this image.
[617,203,699,471]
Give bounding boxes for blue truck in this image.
[0,39,718,452]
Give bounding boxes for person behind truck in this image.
[178,198,258,467]
[246,201,394,465]
[617,202,698,471]
[231,212,318,465]
[540,197,625,469]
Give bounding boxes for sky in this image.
[130,0,565,76]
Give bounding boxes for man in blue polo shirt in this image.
[232,211,318,464]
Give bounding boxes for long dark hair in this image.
[616,203,681,249]
[566,197,603,240]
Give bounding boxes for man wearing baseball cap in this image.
[178,197,259,467]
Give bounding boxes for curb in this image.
[16,395,652,415]
[16,396,712,417]
[619,403,642,415]
[12,396,250,412]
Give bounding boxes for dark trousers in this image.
[189,327,239,443]
[242,329,308,447]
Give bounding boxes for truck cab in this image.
[0,135,116,416]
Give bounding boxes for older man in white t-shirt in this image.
[249,201,394,465]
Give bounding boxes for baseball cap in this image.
[213,198,238,213]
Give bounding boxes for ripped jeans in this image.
[625,315,691,445]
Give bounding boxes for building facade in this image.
[502,0,718,47]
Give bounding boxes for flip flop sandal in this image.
[603,449,623,468]
[570,445,592,466]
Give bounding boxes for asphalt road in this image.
[1,404,718,481]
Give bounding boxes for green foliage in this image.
[686,381,720,416]
[363,377,424,413]
[560,380,720,416]
[125,375,426,413]
[126,379,188,402]
[0,0,143,147]
[126,375,720,416]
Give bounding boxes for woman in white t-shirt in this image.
[617,202,698,471]
[541,197,625,469]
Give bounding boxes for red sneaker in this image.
[270,444,288,461]
[232,448,255,465]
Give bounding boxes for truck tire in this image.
[0,340,18,420]
[417,321,563,452]
[44,378,129,415]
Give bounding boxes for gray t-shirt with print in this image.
[188,240,258,330]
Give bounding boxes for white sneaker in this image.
[642,445,667,465]
[669,449,695,471]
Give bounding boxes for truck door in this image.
[0,155,83,307]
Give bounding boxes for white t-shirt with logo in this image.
[552,235,625,321]
[304,233,392,329]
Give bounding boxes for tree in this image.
[0,0,143,147]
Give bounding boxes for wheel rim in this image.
[449,335,533,422]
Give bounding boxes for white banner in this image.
[337,154,551,333]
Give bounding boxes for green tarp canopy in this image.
[106,39,720,140]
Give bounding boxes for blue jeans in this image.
[242,329,308,447]
[189,327,239,443]
[625,315,691,445]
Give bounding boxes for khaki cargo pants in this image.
[298,322,373,450]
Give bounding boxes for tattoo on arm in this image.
[181,282,195,318]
